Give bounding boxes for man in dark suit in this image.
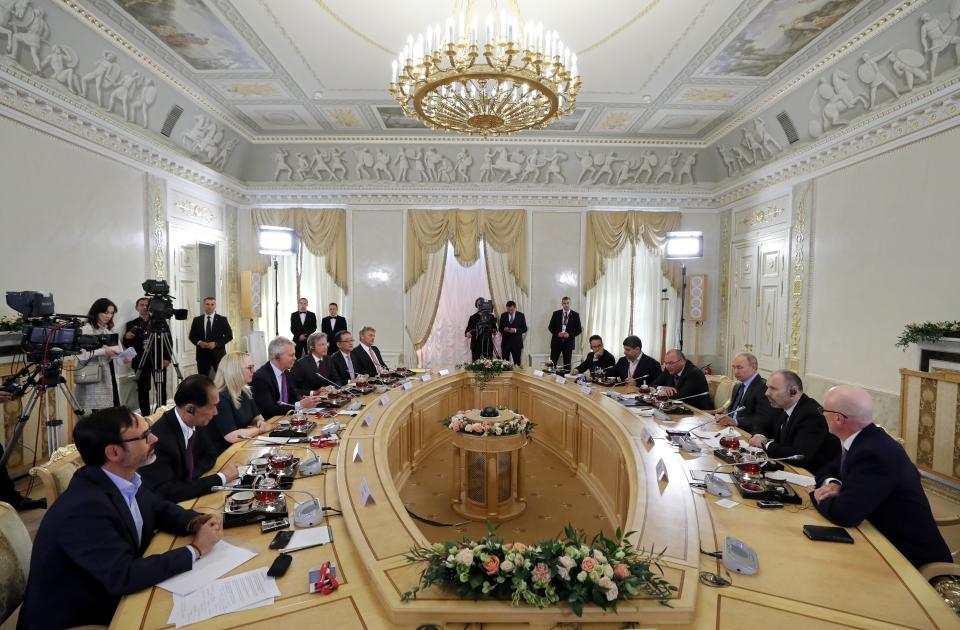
[613,336,662,385]
[652,349,713,409]
[717,352,777,434]
[354,326,389,376]
[139,375,239,502]
[290,297,318,358]
[574,335,616,377]
[123,297,171,415]
[18,407,223,630]
[292,331,335,394]
[328,330,359,386]
[748,370,840,475]
[498,300,527,365]
[188,297,233,377]
[547,296,582,373]
[464,298,498,361]
[321,302,348,347]
[811,385,951,568]
[251,336,322,418]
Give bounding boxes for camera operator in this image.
[464,297,498,361]
[75,298,126,413]
[124,297,170,415]
[0,388,46,511]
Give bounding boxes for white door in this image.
[168,228,199,369]
[756,237,787,372]
[730,242,757,357]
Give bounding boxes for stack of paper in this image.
[157,541,257,596]
[167,568,280,628]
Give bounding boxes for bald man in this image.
[651,349,713,410]
[810,385,950,568]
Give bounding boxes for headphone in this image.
[186,405,196,414]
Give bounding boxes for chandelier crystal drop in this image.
[388,10,581,136]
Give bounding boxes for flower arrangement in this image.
[401,524,676,616]
[896,320,960,349]
[443,409,534,437]
[458,358,514,390]
[0,316,22,333]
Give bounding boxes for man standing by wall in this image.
[289,297,317,358]
[188,297,232,377]
[547,297,581,373]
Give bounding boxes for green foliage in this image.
[896,321,960,350]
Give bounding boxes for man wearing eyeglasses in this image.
[810,384,950,568]
[140,374,239,501]
[19,406,223,629]
[329,330,359,386]
[651,349,713,410]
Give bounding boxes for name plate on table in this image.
[359,478,375,506]
[421,374,432,382]
[378,395,390,406]
[352,443,364,462]
[580,385,593,396]
[640,426,654,446]
[361,414,374,428]
[533,369,544,377]
[438,369,450,376]
[554,374,566,385]
[656,458,668,482]
[402,381,414,391]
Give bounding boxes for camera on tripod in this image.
[141,280,188,325]
[475,299,496,333]
[5,291,117,361]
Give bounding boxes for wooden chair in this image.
[703,375,735,415]
[0,501,31,624]
[143,402,174,425]
[28,444,83,508]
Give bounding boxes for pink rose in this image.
[511,542,528,553]
[473,424,485,433]
[614,563,630,578]
[581,557,597,572]
[482,555,501,575]
[531,562,551,585]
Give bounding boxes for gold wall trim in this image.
[789,185,809,372]
[741,206,782,228]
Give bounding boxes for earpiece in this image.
[789,387,797,396]
[187,405,196,414]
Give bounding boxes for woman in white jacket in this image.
[75,297,124,413]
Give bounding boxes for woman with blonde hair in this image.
[204,351,272,454]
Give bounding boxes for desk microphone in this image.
[670,391,711,403]
[211,486,326,528]
[701,454,804,497]
[234,446,323,477]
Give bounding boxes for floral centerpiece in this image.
[401,524,676,616]
[0,316,22,333]
[896,320,960,349]
[443,408,534,437]
[458,358,514,390]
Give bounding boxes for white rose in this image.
[456,548,474,565]
[593,550,607,564]
[602,563,614,579]
[500,559,515,572]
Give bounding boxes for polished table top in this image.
[111,369,957,629]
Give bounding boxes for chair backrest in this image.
[144,402,175,426]
[29,444,83,507]
[706,375,735,412]
[0,501,32,623]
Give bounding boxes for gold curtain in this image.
[251,208,348,293]
[583,210,681,294]
[405,209,527,294]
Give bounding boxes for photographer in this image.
[124,297,171,415]
[464,297,498,361]
[75,298,126,413]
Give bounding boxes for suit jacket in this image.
[352,344,387,377]
[321,315,348,346]
[547,309,582,345]
[290,310,318,341]
[139,409,222,502]
[19,465,197,629]
[613,353,662,384]
[652,361,712,409]
[576,349,616,375]
[763,393,839,475]
[188,313,233,360]
[329,351,357,386]
[291,353,333,393]
[498,311,527,349]
[813,423,950,567]
[727,375,777,435]
[250,362,300,419]
[122,316,170,371]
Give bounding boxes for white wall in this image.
[351,209,404,361]
[529,210,582,360]
[679,212,721,366]
[807,126,960,394]
[0,116,146,319]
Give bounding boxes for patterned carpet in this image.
[399,440,615,544]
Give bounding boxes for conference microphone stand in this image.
[702,454,805,497]
[210,486,331,528]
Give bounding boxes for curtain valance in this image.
[584,211,681,294]
[251,208,348,293]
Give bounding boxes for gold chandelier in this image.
[388,7,581,136]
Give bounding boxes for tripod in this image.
[137,324,183,414]
[0,359,83,469]
[471,318,501,361]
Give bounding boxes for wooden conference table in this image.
[112,369,957,629]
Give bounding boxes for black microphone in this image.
[710,453,804,474]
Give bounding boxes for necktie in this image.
[185,433,195,479]
[673,373,680,385]
[731,384,745,417]
[280,370,289,403]
[316,357,322,370]
[368,347,380,369]
[509,313,514,325]
[562,311,568,326]
[205,316,212,340]
[840,447,848,475]
[345,353,355,379]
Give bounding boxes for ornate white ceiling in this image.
[77,0,894,142]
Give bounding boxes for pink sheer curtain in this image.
[420,243,495,369]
